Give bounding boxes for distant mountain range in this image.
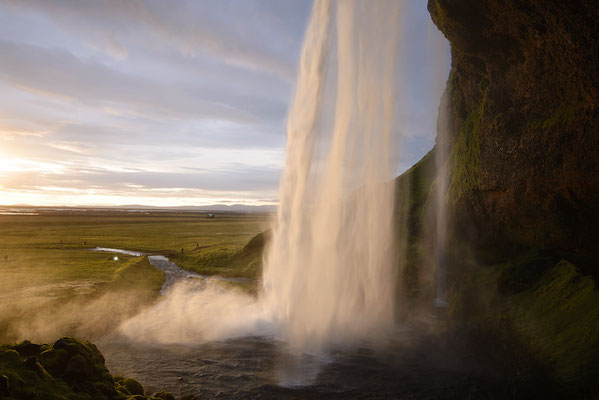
[114,204,278,212]
[0,204,277,213]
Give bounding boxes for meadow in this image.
[0,209,270,342]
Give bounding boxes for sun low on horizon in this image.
[0,0,442,208]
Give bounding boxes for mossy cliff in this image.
[428,0,599,266]
[393,149,437,308]
[396,0,599,396]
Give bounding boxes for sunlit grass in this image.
[0,211,270,342]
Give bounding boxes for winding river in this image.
[91,247,252,294]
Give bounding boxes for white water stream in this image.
[92,247,144,257]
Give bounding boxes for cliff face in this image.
[419,2,599,393]
[428,0,599,264]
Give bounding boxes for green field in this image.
[0,210,270,343]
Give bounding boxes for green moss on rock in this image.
[393,149,438,304]
[429,0,599,256]
[119,377,144,396]
[507,260,599,389]
[153,391,176,400]
[445,247,599,398]
[0,337,168,400]
[448,95,484,203]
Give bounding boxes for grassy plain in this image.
[0,210,269,252]
[0,209,270,342]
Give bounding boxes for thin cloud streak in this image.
[0,40,262,123]
[0,0,307,80]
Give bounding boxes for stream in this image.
[90,247,252,294]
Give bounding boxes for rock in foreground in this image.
[0,337,176,400]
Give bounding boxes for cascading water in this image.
[106,0,461,393]
[433,97,450,308]
[262,0,402,354]
[428,18,451,308]
[116,0,450,360]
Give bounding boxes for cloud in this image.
[0,0,310,205]
[0,0,449,207]
[0,40,266,123]
[3,165,280,193]
[0,0,310,80]
[105,33,128,60]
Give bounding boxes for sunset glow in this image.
[0,0,440,208]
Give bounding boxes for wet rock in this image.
[0,337,172,399]
[54,336,105,365]
[115,380,132,396]
[0,349,20,363]
[24,356,39,370]
[428,0,599,264]
[122,377,144,396]
[38,348,69,375]
[154,391,176,400]
[0,374,9,395]
[64,353,88,380]
[13,340,41,358]
[424,1,599,396]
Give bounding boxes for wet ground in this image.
[96,249,552,399]
[100,328,542,399]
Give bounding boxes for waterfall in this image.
[427,16,451,308]
[433,96,450,308]
[116,1,451,366]
[262,0,403,354]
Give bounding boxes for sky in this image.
[0,0,448,208]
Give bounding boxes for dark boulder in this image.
[0,374,9,395]
[154,391,176,400]
[0,337,164,399]
[120,377,144,396]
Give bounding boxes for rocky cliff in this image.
[428,0,599,269]
[416,1,599,395]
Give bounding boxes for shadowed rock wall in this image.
[428,0,599,265]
